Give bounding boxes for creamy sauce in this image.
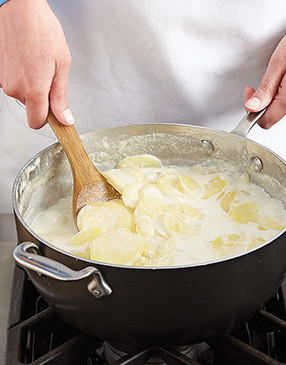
[31,156,286,266]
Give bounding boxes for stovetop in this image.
[4,264,286,365]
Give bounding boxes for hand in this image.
[244,35,286,129]
[0,0,74,129]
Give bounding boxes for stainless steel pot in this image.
[13,112,286,347]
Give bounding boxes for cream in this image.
[31,156,286,266]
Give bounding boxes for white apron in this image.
[1,0,286,212]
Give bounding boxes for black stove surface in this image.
[5,265,286,365]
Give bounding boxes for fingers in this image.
[1,62,74,129]
[49,54,75,126]
[253,73,286,129]
[245,48,286,112]
[244,36,286,128]
[14,56,73,129]
[25,90,49,130]
[244,72,286,130]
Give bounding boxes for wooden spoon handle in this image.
[47,110,105,193]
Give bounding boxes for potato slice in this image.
[33,210,68,233]
[143,235,167,258]
[212,234,245,258]
[205,175,227,190]
[189,164,207,175]
[102,167,145,193]
[231,203,258,224]
[118,154,162,169]
[90,230,144,265]
[69,247,90,259]
[138,183,164,200]
[164,212,195,235]
[122,182,145,209]
[212,234,241,248]
[262,216,285,231]
[70,226,104,246]
[168,203,200,219]
[249,237,266,249]
[157,173,184,197]
[202,188,222,199]
[136,219,155,237]
[179,175,200,194]
[258,225,268,231]
[77,200,134,232]
[220,191,236,212]
[134,196,168,220]
[189,164,216,175]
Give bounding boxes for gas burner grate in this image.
[5,266,286,365]
[6,306,104,365]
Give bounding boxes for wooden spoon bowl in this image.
[47,110,121,222]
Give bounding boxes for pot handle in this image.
[230,108,267,138]
[13,242,112,298]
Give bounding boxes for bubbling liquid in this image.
[31,155,286,266]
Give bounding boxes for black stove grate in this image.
[5,265,286,365]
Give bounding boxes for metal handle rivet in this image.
[251,156,263,172]
[201,140,214,154]
[92,289,101,296]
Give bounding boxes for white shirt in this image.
[0,0,286,212]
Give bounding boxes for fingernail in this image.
[63,108,75,124]
[245,97,261,110]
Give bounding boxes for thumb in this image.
[245,54,285,113]
[243,86,256,106]
[49,68,75,126]
[244,79,274,112]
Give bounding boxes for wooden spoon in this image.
[47,110,121,222]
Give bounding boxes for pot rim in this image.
[12,122,286,270]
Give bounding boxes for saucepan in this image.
[13,111,286,347]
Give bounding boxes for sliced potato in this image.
[168,203,200,219]
[122,182,144,209]
[205,175,227,190]
[69,247,90,259]
[143,235,166,258]
[90,230,144,265]
[249,237,266,249]
[220,191,236,212]
[157,173,184,197]
[136,219,155,237]
[231,203,258,224]
[164,212,195,235]
[77,200,134,232]
[33,210,68,233]
[212,234,245,258]
[138,183,163,200]
[102,167,145,193]
[179,175,200,193]
[202,188,222,199]
[190,164,213,175]
[134,196,168,220]
[70,226,104,246]
[118,154,162,169]
[263,216,285,231]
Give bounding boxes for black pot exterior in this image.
[15,214,286,348]
[12,123,286,347]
